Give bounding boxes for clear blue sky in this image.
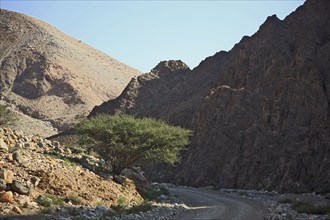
[1,0,304,73]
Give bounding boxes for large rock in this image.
[0,169,14,184]
[0,9,141,135]
[90,0,330,193]
[0,191,14,203]
[121,167,152,193]
[0,179,6,190]
[0,138,8,153]
[11,180,31,195]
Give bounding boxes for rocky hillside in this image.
[0,127,142,218]
[90,0,330,193]
[0,9,141,136]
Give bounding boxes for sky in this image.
[0,0,304,73]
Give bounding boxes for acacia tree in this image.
[76,114,191,175]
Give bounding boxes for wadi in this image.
[0,0,329,219]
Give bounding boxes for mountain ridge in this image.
[0,9,141,136]
[90,0,330,193]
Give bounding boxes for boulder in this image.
[11,180,31,195]
[0,191,14,203]
[0,138,8,153]
[0,169,14,184]
[0,178,6,191]
[121,167,152,193]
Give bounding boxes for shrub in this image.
[112,195,128,212]
[68,194,83,205]
[116,195,127,207]
[76,114,191,175]
[36,194,64,207]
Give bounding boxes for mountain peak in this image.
[151,60,190,75]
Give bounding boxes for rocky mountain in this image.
[90,0,330,193]
[0,9,141,136]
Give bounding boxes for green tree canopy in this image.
[76,114,192,175]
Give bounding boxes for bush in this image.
[112,195,128,212]
[68,194,83,205]
[36,194,64,207]
[76,114,191,175]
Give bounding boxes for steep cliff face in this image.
[90,0,330,193]
[90,60,195,127]
[0,9,140,134]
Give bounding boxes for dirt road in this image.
[169,186,266,220]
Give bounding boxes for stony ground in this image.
[112,186,330,220]
[0,127,142,218]
[1,127,329,219]
[220,188,330,220]
[0,100,58,138]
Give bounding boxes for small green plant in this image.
[117,195,127,207]
[36,196,52,207]
[68,194,83,205]
[48,154,78,167]
[36,194,64,207]
[63,157,75,166]
[112,195,128,212]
